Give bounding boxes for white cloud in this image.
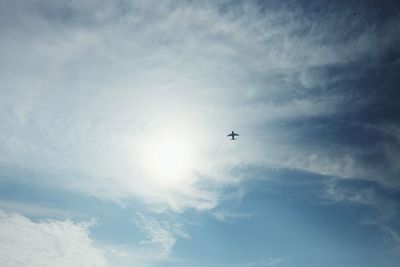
[213,210,254,223]
[323,179,378,205]
[0,210,108,267]
[133,213,189,258]
[0,200,71,219]
[0,0,399,212]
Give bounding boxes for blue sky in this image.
[1,0,400,266]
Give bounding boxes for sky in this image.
[0,0,400,266]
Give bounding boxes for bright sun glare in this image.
[141,130,195,187]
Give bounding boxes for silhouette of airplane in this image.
[227,131,239,140]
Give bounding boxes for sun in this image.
[148,138,190,176]
[140,129,196,187]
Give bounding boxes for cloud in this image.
[133,213,189,258]
[266,257,290,266]
[0,0,399,212]
[0,209,108,267]
[213,210,254,223]
[0,199,72,219]
[324,179,378,205]
[321,178,400,255]
[222,257,290,267]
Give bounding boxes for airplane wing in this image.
[227,133,233,137]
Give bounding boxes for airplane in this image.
[227,131,239,140]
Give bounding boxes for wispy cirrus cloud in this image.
[0,0,399,212]
[213,210,254,223]
[0,199,72,219]
[321,178,400,256]
[134,212,189,258]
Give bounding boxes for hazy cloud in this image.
[213,210,254,223]
[0,0,399,211]
[0,200,71,219]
